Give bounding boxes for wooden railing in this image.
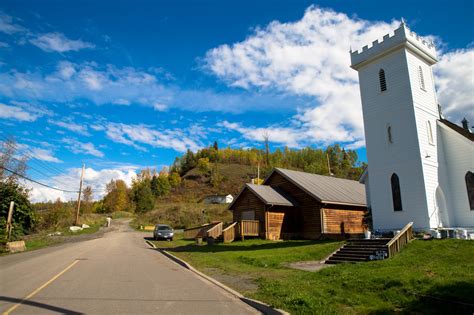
[222,222,237,243]
[183,222,220,239]
[206,222,223,239]
[239,220,260,240]
[386,222,414,258]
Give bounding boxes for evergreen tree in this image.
[132,180,154,213]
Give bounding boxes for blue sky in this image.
[0,0,473,201]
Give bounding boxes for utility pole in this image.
[257,161,260,184]
[6,201,14,240]
[326,153,333,176]
[75,163,85,226]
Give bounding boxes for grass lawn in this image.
[19,221,106,252]
[152,234,474,314]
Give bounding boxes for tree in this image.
[103,179,130,213]
[0,138,28,183]
[213,141,219,151]
[197,158,210,172]
[168,172,181,188]
[263,131,270,167]
[151,174,171,197]
[82,186,93,213]
[0,181,35,240]
[0,139,36,240]
[132,180,154,213]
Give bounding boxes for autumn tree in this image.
[103,179,130,213]
[82,186,93,213]
[168,172,181,188]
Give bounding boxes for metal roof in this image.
[267,168,367,207]
[245,184,296,206]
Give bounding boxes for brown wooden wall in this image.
[265,172,322,239]
[322,207,366,238]
[230,188,265,236]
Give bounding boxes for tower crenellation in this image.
[350,22,437,69]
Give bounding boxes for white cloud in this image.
[220,121,301,147]
[27,165,139,202]
[16,143,62,163]
[0,41,10,48]
[153,102,167,111]
[0,103,38,121]
[0,12,26,34]
[104,122,204,152]
[204,6,402,148]
[61,137,104,157]
[205,6,472,148]
[434,48,474,122]
[29,147,62,163]
[29,32,95,53]
[48,118,90,136]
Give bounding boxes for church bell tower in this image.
[350,21,441,231]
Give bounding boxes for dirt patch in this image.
[287,261,333,272]
[202,267,258,293]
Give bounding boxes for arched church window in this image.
[387,125,393,143]
[379,69,387,92]
[418,66,426,90]
[427,121,434,144]
[391,173,403,211]
[466,171,474,210]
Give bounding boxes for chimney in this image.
[461,117,471,132]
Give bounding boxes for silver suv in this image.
[153,224,174,241]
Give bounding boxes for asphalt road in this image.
[0,220,258,314]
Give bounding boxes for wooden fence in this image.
[183,222,220,239]
[238,220,260,239]
[222,222,237,243]
[386,222,414,258]
[206,222,223,239]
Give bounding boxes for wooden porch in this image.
[184,220,260,243]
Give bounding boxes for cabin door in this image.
[267,212,284,240]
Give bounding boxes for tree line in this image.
[171,142,365,180]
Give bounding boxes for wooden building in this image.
[228,168,367,240]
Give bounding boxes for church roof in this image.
[439,119,474,141]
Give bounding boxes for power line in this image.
[0,134,80,182]
[1,165,79,193]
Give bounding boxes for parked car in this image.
[153,224,174,241]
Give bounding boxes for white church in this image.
[351,21,474,233]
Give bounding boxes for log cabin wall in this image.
[265,172,322,239]
[322,204,366,239]
[230,188,266,236]
[265,206,302,240]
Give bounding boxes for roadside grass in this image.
[152,235,474,314]
[2,219,107,255]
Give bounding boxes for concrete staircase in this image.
[325,238,391,264]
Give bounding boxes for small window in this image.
[387,125,393,144]
[418,66,426,90]
[391,173,403,211]
[466,171,474,210]
[379,69,387,92]
[427,121,434,144]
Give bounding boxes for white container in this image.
[430,230,441,239]
[455,229,467,239]
[364,230,371,239]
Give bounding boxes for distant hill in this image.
[159,163,258,203]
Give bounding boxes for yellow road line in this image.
[3,260,80,315]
